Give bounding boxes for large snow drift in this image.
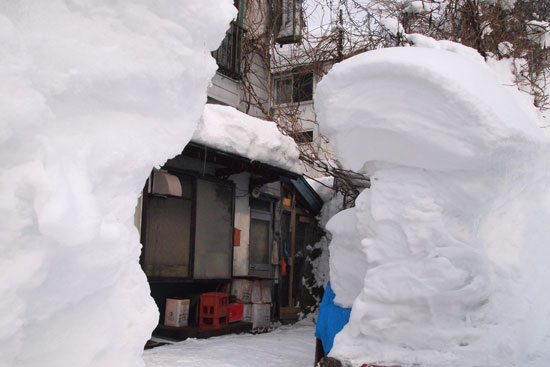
[316,45,550,366]
[0,1,234,366]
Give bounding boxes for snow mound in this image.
[316,46,550,366]
[0,1,235,366]
[318,46,544,173]
[193,104,301,172]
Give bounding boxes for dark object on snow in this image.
[314,282,351,355]
[318,356,343,367]
[314,338,325,365]
[153,321,252,341]
[144,340,169,350]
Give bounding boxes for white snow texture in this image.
[193,104,302,173]
[316,44,550,366]
[0,1,235,366]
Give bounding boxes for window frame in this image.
[274,71,314,105]
[288,129,314,144]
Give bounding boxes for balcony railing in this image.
[212,21,246,80]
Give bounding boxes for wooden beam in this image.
[282,204,308,216]
[288,190,297,307]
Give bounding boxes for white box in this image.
[251,280,262,304]
[251,303,271,329]
[242,303,252,323]
[261,280,272,303]
[164,298,190,327]
[231,279,253,303]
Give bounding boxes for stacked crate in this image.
[199,292,229,329]
[231,279,271,329]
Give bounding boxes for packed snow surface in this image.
[193,104,302,173]
[0,1,234,366]
[316,44,550,366]
[144,322,315,367]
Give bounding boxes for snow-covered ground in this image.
[143,322,315,367]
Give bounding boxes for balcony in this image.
[212,21,246,80]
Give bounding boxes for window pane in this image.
[143,196,191,278]
[276,78,293,104]
[194,179,234,279]
[288,130,314,144]
[293,73,313,102]
[250,198,271,212]
[250,218,270,265]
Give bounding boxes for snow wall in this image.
[0,2,235,366]
[316,45,550,366]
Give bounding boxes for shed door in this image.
[249,198,274,278]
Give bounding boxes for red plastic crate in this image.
[199,292,229,329]
[228,303,244,323]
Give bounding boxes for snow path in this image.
[143,323,316,367]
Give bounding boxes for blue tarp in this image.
[314,282,351,355]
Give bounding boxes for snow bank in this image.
[305,176,339,294]
[316,45,550,366]
[193,104,302,172]
[0,1,234,366]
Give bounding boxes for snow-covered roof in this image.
[192,104,302,173]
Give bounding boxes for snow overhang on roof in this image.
[191,104,303,174]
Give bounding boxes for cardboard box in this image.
[164,298,190,327]
[231,279,253,303]
[261,280,272,303]
[251,280,272,304]
[251,303,271,329]
[251,280,262,304]
[242,304,252,323]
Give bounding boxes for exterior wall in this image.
[136,154,286,280]
[259,180,281,198]
[230,172,251,276]
[208,73,241,107]
[207,0,271,119]
[272,69,336,179]
[239,51,270,118]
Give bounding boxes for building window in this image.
[288,130,314,144]
[274,72,313,104]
